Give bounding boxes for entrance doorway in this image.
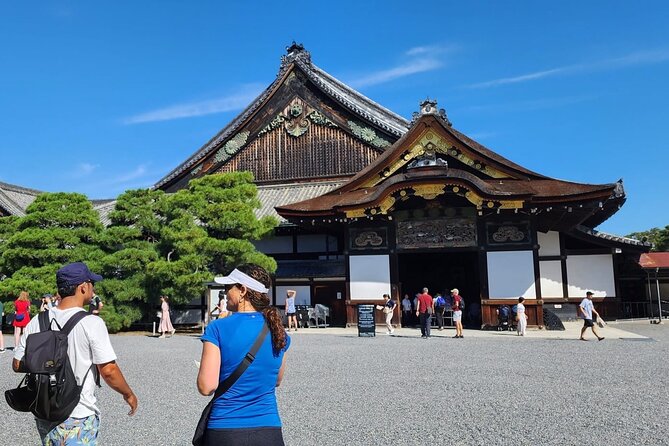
[398,251,481,328]
[312,283,347,327]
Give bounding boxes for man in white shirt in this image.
[13,262,138,444]
[578,291,604,341]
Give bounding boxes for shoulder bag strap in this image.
[209,323,270,403]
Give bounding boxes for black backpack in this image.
[5,310,100,423]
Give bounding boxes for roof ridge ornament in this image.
[412,98,452,126]
[281,41,312,69]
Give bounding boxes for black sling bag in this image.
[192,324,269,446]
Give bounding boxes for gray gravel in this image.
[2,323,669,445]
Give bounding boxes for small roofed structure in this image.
[638,252,669,322]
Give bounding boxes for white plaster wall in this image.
[275,285,311,306]
[566,254,615,297]
[253,236,293,254]
[538,231,561,256]
[540,260,564,298]
[349,255,391,300]
[487,251,537,299]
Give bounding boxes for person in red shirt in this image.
[415,288,434,339]
[13,291,31,348]
[451,288,464,338]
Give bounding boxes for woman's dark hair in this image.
[237,264,286,354]
[518,297,525,303]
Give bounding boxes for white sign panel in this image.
[566,254,615,297]
[349,255,391,300]
[487,251,537,299]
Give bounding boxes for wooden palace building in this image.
[155,43,650,328]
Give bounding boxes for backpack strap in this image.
[38,311,50,332]
[60,311,101,387]
[60,311,91,336]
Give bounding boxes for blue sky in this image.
[1,1,667,236]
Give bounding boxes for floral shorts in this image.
[36,414,100,445]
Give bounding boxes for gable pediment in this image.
[159,63,404,192]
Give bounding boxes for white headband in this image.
[214,269,269,294]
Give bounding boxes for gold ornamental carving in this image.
[258,97,337,138]
[413,184,446,200]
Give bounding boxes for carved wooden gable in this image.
[174,68,399,188]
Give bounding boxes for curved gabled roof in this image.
[276,105,621,219]
[153,44,410,190]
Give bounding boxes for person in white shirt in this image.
[401,294,412,326]
[578,291,604,341]
[13,262,138,444]
[516,297,527,336]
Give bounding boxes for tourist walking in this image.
[197,264,290,446]
[13,291,31,348]
[0,298,5,352]
[39,294,54,312]
[434,293,446,330]
[382,293,396,335]
[12,262,137,444]
[516,297,527,336]
[416,287,433,339]
[89,293,104,315]
[413,293,420,326]
[285,290,298,331]
[451,288,464,338]
[579,291,604,341]
[158,295,175,338]
[401,294,412,326]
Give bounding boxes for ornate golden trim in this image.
[342,183,524,218]
[413,184,446,200]
[360,128,512,189]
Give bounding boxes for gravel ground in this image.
[1,322,668,446]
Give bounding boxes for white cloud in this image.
[348,59,443,88]
[123,84,265,124]
[75,162,99,177]
[466,49,669,89]
[346,44,456,88]
[107,165,148,185]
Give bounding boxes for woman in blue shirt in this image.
[197,264,290,445]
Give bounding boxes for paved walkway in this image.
[288,320,648,340]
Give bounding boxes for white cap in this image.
[214,269,269,294]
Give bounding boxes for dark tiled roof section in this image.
[575,225,652,248]
[0,181,42,216]
[258,181,343,223]
[639,252,669,269]
[92,200,117,227]
[276,259,346,279]
[306,63,408,136]
[153,50,409,190]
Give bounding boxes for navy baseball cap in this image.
[56,262,103,288]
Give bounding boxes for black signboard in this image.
[357,304,376,337]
